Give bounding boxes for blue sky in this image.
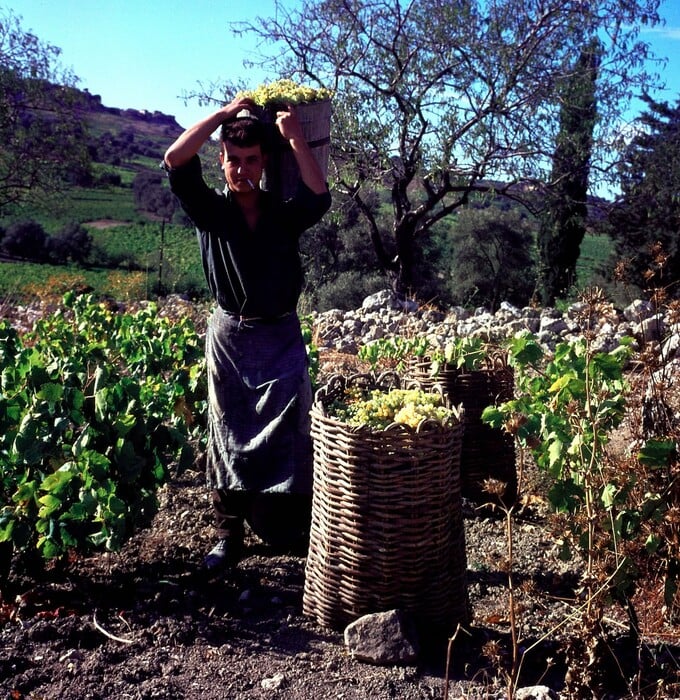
[7,0,680,129]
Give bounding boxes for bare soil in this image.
[83,220,132,229]
[2,458,679,699]
[1,347,679,699]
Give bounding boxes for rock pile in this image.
[313,290,680,361]
[5,290,679,365]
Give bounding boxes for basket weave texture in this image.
[407,355,517,504]
[303,374,469,632]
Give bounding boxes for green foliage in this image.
[0,9,91,214]
[606,96,680,295]
[89,223,206,296]
[0,293,206,559]
[0,261,142,301]
[224,0,662,296]
[1,220,47,260]
[132,171,176,220]
[0,225,207,301]
[41,185,140,226]
[358,336,431,372]
[437,336,489,372]
[481,293,674,637]
[300,314,320,389]
[482,294,680,697]
[300,190,389,311]
[446,205,537,310]
[576,233,615,287]
[479,316,673,697]
[537,39,601,305]
[310,270,385,312]
[483,332,630,490]
[45,222,93,265]
[89,128,158,165]
[358,335,490,374]
[1,149,174,234]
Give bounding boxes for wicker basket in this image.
[261,99,331,200]
[303,373,469,633]
[407,354,517,505]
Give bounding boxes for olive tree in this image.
[190,0,662,297]
[1,219,46,260]
[132,170,177,293]
[449,204,537,311]
[187,0,660,296]
[0,7,90,213]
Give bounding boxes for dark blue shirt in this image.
[168,154,331,318]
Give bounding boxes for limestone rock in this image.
[344,609,419,665]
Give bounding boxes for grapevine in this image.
[359,335,492,374]
[0,293,206,560]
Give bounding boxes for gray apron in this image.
[204,308,313,494]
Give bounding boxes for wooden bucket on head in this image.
[261,99,331,200]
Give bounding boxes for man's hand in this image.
[221,96,259,121]
[275,105,304,142]
[274,104,328,194]
[164,97,260,170]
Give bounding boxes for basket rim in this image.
[312,372,465,432]
[407,352,512,373]
[311,402,463,435]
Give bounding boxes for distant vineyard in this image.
[0,223,207,302]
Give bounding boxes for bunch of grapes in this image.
[329,387,456,430]
[235,79,333,106]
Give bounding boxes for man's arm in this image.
[164,97,256,169]
[276,106,328,195]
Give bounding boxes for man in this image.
[163,97,331,571]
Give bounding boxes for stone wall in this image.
[313,290,680,362]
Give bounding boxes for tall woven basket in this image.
[262,99,331,200]
[303,373,470,633]
[407,355,517,505]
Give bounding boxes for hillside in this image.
[0,87,189,232]
[0,87,209,301]
[0,85,616,306]
[79,88,184,143]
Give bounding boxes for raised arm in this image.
[164,97,257,169]
[275,106,328,195]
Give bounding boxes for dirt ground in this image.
[0,467,472,700]
[0,339,679,699]
[1,457,679,700]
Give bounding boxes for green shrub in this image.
[1,220,47,261]
[45,222,93,265]
[311,269,385,311]
[446,206,537,310]
[0,293,206,560]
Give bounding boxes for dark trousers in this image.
[211,489,252,541]
[211,489,312,550]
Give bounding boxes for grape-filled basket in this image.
[303,372,470,633]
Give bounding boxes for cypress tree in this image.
[538,39,601,305]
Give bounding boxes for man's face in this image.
[220,141,266,193]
